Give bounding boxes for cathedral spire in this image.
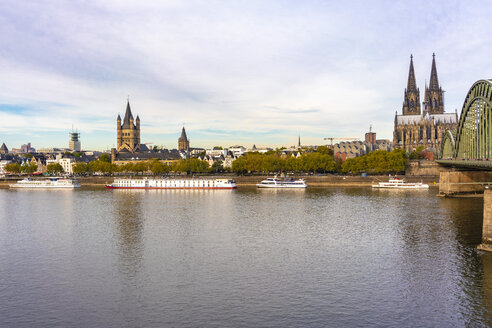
[402,54,421,115]
[407,54,417,91]
[424,53,444,114]
[429,53,440,90]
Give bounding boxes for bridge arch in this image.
[455,79,492,159]
[441,130,456,159]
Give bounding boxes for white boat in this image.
[256,177,307,188]
[372,178,429,189]
[106,178,237,189]
[9,177,81,189]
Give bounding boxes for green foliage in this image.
[88,160,116,174]
[21,162,38,173]
[232,156,247,175]
[72,162,88,174]
[213,146,223,150]
[4,162,21,173]
[23,153,33,159]
[151,160,169,175]
[210,160,224,173]
[231,151,335,174]
[316,146,334,156]
[47,163,64,174]
[341,149,408,174]
[416,146,424,153]
[409,151,419,160]
[73,152,82,158]
[99,153,111,163]
[173,158,209,173]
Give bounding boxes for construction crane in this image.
[323,137,359,149]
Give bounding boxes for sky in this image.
[1,0,492,151]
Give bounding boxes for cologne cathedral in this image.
[393,54,458,152]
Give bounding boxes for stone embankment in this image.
[0,174,440,188]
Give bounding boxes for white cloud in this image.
[0,0,491,149]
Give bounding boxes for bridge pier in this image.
[439,171,492,196]
[478,188,492,252]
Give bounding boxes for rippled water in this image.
[0,187,491,327]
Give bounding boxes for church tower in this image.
[178,126,189,152]
[116,100,141,152]
[423,53,444,114]
[402,55,421,115]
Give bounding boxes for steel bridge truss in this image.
[439,80,492,168]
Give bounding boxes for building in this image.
[69,130,81,152]
[0,143,8,154]
[117,101,140,153]
[365,126,376,144]
[178,127,190,152]
[393,54,458,152]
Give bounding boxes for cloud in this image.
[0,0,491,149]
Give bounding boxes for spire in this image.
[122,100,134,128]
[402,54,421,115]
[407,54,417,91]
[429,53,439,90]
[298,135,301,147]
[179,126,188,141]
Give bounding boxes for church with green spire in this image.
[393,54,458,153]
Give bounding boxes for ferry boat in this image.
[372,178,429,189]
[256,177,307,188]
[105,178,237,189]
[9,177,81,189]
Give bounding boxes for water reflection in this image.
[111,190,145,278]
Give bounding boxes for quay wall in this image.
[439,171,492,196]
[406,160,448,176]
[0,174,440,188]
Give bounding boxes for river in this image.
[0,187,490,327]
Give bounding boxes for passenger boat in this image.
[372,178,429,189]
[256,177,307,188]
[9,177,81,189]
[105,178,237,189]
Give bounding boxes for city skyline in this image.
[1,1,492,150]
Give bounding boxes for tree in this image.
[151,160,169,175]
[21,162,38,174]
[213,146,223,150]
[4,162,21,174]
[232,156,247,175]
[316,145,334,156]
[99,153,111,163]
[73,162,88,175]
[210,160,224,173]
[47,163,64,174]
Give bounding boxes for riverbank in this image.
[0,174,440,188]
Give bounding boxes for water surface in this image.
[0,187,490,327]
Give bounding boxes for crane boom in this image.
[323,137,360,149]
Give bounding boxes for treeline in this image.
[72,158,211,175]
[231,149,408,175]
[341,149,408,174]
[232,151,336,174]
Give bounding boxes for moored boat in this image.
[372,178,429,189]
[256,177,307,188]
[105,178,237,189]
[9,177,81,189]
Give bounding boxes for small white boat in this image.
[372,178,429,189]
[256,177,307,188]
[9,177,81,189]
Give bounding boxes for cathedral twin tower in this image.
[393,54,457,152]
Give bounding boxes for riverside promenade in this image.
[0,174,440,188]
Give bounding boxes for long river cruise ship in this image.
[106,178,237,190]
[9,177,81,189]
